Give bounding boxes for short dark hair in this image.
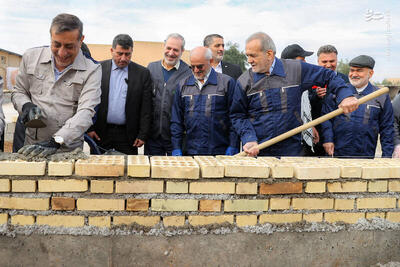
[112,34,133,49]
[203,34,224,47]
[317,45,338,57]
[50,13,83,40]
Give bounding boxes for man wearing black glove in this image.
[20,102,45,127]
[18,137,61,159]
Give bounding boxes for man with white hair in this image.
[170,46,239,156]
[145,33,191,155]
[230,32,359,157]
[321,55,394,158]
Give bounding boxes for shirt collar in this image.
[355,82,371,94]
[112,60,128,72]
[45,48,88,71]
[162,59,180,71]
[252,57,286,83]
[187,68,217,87]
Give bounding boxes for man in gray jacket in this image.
[12,13,101,158]
[145,33,191,155]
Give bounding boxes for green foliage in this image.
[337,59,350,76]
[223,42,247,71]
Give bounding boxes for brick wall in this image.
[0,155,399,229]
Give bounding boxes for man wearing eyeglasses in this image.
[170,46,239,156]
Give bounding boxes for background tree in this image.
[337,59,350,76]
[223,42,248,72]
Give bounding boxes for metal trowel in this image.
[24,113,47,128]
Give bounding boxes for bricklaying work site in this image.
[0,155,398,265]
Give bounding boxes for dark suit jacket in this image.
[89,60,153,144]
[221,61,242,80]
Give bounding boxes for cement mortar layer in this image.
[1,218,400,237]
[0,148,88,162]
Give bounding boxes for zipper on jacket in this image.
[159,82,167,134]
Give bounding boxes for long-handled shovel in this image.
[235,87,389,157]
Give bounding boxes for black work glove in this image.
[18,138,61,159]
[21,102,42,125]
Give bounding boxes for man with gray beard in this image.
[321,55,394,158]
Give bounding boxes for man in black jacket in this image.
[87,34,152,154]
[203,34,242,80]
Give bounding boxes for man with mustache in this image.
[203,34,242,80]
[230,32,359,157]
[170,46,239,156]
[321,55,394,158]
[145,33,191,155]
[87,34,153,154]
[12,13,101,158]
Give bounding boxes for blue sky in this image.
[1,0,398,81]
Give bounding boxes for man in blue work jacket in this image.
[230,32,359,157]
[170,46,239,156]
[321,55,394,158]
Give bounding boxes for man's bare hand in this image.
[339,96,358,114]
[133,138,145,147]
[323,142,334,156]
[315,86,327,98]
[393,145,400,158]
[87,131,100,141]
[243,141,259,157]
[312,127,319,144]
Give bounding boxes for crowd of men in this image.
[0,13,398,159]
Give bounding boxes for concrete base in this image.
[0,231,399,266]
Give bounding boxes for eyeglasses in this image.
[191,64,205,70]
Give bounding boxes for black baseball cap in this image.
[281,44,313,59]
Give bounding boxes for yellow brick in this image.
[259,213,302,224]
[0,214,8,224]
[91,180,114,194]
[0,179,10,192]
[75,155,125,177]
[166,182,188,193]
[151,199,198,211]
[362,166,390,179]
[48,161,74,176]
[77,198,124,211]
[0,197,49,210]
[113,216,160,227]
[236,215,258,227]
[327,181,367,193]
[163,216,185,227]
[269,164,294,178]
[189,182,235,194]
[11,215,35,225]
[357,198,396,209]
[89,216,111,227]
[294,165,340,180]
[151,156,199,179]
[303,213,323,222]
[236,183,258,195]
[340,165,362,178]
[115,181,163,193]
[0,160,46,176]
[188,215,234,226]
[305,182,325,193]
[127,155,150,177]
[224,200,268,212]
[368,181,388,192]
[386,212,400,222]
[194,156,224,178]
[36,215,84,227]
[270,198,290,210]
[334,199,354,210]
[12,180,36,192]
[292,198,333,210]
[325,212,365,223]
[388,181,400,192]
[366,212,386,220]
[38,179,88,192]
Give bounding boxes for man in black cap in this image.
[281,44,319,155]
[321,55,394,158]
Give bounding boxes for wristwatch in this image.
[54,135,64,145]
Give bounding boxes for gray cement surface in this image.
[0,231,399,266]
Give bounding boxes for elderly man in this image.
[87,34,152,155]
[145,33,191,155]
[170,46,239,156]
[12,13,101,158]
[321,55,394,158]
[203,34,242,80]
[230,32,358,157]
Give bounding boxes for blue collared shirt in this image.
[107,60,128,125]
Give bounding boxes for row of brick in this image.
[3,212,400,228]
[0,197,399,211]
[1,179,400,194]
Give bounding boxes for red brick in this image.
[51,197,75,211]
[127,199,149,211]
[259,182,303,194]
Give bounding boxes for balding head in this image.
[190,46,213,82]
